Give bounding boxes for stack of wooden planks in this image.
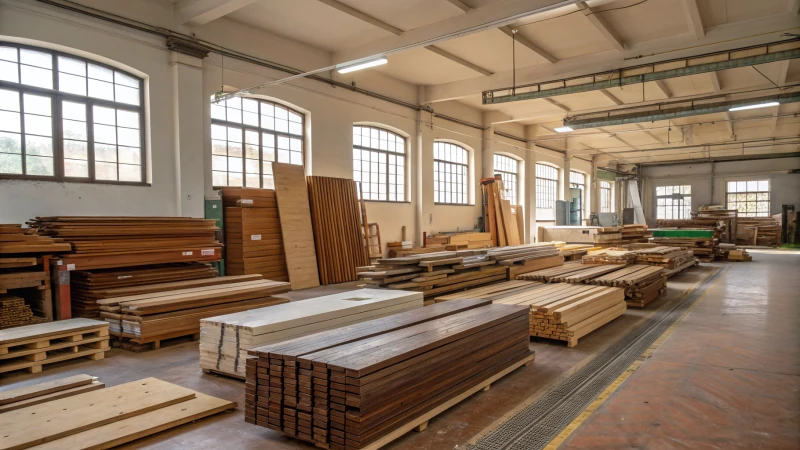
[245,300,533,449]
[517,261,597,282]
[434,279,544,303]
[222,187,289,281]
[0,318,109,374]
[587,265,666,307]
[727,249,752,261]
[0,295,46,329]
[69,263,219,318]
[29,216,222,270]
[481,176,523,247]
[582,249,637,265]
[593,225,651,247]
[632,246,698,276]
[556,243,598,261]
[0,224,72,255]
[650,229,717,262]
[736,217,781,246]
[0,374,104,413]
[307,176,370,285]
[200,289,423,379]
[357,250,508,300]
[0,377,235,448]
[426,232,493,250]
[96,276,290,351]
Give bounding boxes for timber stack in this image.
[581,249,637,265]
[650,229,717,262]
[631,246,697,276]
[586,265,666,307]
[735,217,780,246]
[593,225,651,247]
[426,231,493,250]
[245,300,533,449]
[480,176,524,247]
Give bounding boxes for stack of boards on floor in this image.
[96,275,290,350]
[0,376,234,448]
[245,299,533,449]
[200,289,424,379]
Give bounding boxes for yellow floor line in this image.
[544,267,727,450]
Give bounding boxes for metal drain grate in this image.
[467,268,724,450]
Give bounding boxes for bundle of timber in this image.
[727,249,752,262]
[695,209,737,243]
[587,265,666,307]
[245,301,533,449]
[581,249,637,265]
[425,232,493,250]
[69,263,218,318]
[221,187,289,281]
[480,176,524,247]
[0,377,235,448]
[29,216,222,270]
[556,243,598,261]
[593,225,650,247]
[200,289,423,379]
[488,243,560,265]
[97,276,290,351]
[307,176,370,285]
[0,318,109,375]
[0,374,104,413]
[0,224,72,255]
[517,261,588,282]
[434,279,544,302]
[387,245,446,258]
[0,295,46,329]
[736,217,781,246]
[357,250,508,299]
[633,246,698,276]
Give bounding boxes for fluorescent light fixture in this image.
[337,57,388,74]
[729,101,779,111]
[554,126,574,133]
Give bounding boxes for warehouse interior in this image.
[0,0,798,449]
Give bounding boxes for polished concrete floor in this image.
[0,251,796,449]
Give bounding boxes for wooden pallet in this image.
[0,321,109,374]
[112,328,200,352]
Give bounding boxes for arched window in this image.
[211,97,304,189]
[434,141,469,205]
[536,163,558,209]
[0,43,145,183]
[493,154,519,205]
[353,125,406,202]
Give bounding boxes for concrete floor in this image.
[0,251,795,449]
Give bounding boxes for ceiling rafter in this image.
[498,26,558,63]
[654,79,672,98]
[575,1,624,52]
[636,124,665,144]
[708,72,735,137]
[542,97,570,112]
[599,89,623,105]
[444,0,472,13]
[424,46,494,76]
[175,0,259,26]
[315,0,402,35]
[681,0,705,39]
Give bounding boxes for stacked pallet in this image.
[0,377,235,448]
[0,318,109,374]
[200,289,423,379]
[587,265,666,307]
[246,301,532,449]
[736,217,781,246]
[307,176,370,285]
[650,229,717,262]
[357,250,507,300]
[222,188,289,281]
[69,263,219,318]
[632,246,697,276]
[96,276,290,350]
[0,374,104,413]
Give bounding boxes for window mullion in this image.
[87,101,95,181]
[53,94,63,181]
[19,90,26,176]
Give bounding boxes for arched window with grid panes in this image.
[493,153,519,205]
[0,43,145,183]
[434,141,469,205]
[352,125,406,202]
[211,97,304,188]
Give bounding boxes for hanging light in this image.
[337,56,388,74]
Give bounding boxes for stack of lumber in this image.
[517,261,594,283]
[581,249,637,265]
[487,243,560,266]
[0,377,235,448]
[587,265,666,307]
[0,318,109,374]
[425,232,493,250]
[0,374,104,413]
[727,249,752,262]
[0,295,46,329]
[387,241,413,250]
[69,263,218,318]
[434,279,544,302]
[633,246,697,276]
[357,250,507,300]
[593,225,650,247]
[387,245,445,258]
[0,223,72,255]
[556,243,598,261]
[221,187,289,281]
[200,289,423,379]
[480,176,523,247]
[29,216,222,270]
[96,276,290,350]
[245,301,533,449]
[695,209,737,243]
[736,217,781,246]
[307,176,370,285]
[650,229,717,262]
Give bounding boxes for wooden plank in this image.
[0,374,95,406]
[0,319,108,347]
[0,382,105,414]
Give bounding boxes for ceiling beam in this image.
[599,128,639,149]
[543,97,570,112]
[424,46,494,76]
[789,0,800,13]
[654,79,672,98]
[709,71,722,93]
[175,0,259,26]
[777,59,791,86]
[444,0,473,13]
[575,1,624,52]
[498,26,559,63]
[315,0,402,35]
[599,89,623,105]
[637,124,665,144]
[681,0,705,39]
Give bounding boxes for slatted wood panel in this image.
[272,163,320,290]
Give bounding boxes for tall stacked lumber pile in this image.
[736,217,781,246]
[650,228,717,262]
[221,187,289,281]
[480,176,523,247]
[307,176,370,285]
[245,301,533,449]
[96,276,290,351]
[426,232,493,250]
[0,377,235,448]
[0,374,104,413]
[0,318,109,374]
[357,250,506,300]
[593,225,650,247]
[200,289,423,379]
[695,208,737,243]
[632,246,697,276]
[69,263,219,318]
[586,265,666,307]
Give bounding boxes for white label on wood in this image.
[241,199,254,204]
[251,235,262,241]
[66,264,75,271]
[182,251,193,256]
[201,249,215,256]
[118,275,133,280]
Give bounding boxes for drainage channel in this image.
[466,267,725,450]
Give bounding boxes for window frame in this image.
[493,153,519,205]
[726,179,770,217]
[210,97,306,189]
[433,141,470,206]
[655,185,692,220]
[599,180,613,213]
[0,42,147,185]
[352,125,407,203]
[535,163,558,209]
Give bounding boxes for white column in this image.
[414,87,424,246]
[171,51,205,217]
[524,141,537,243]
[562,153,572,201]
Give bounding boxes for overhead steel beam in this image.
[575,1,624,51]
[482,40,800,104]
[425,46,494,76]
[681,0,705,39]
[315,0,402,35]
[175,0,259,26]
[636,152,800,166]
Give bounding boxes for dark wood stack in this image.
[307,176,370,285]
[0,295,45,329]
[221,188,289,281]
[245,300,532,449]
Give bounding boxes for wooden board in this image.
[0,374,95,406]
[0,381,105,413]
[272,163,320,290]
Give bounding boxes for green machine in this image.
[205,196,225,276]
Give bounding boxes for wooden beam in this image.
[599,89,623,105]
[498,26,558,63]
[175,0,259,26]
[444,0,473,13]
[542,97,570,112]
[654,79,672,98]
[575,1,624,52]
[681,0,705,39]
[315,0,403,35]
[425,46,494,76]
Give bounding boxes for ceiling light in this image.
[729,102,779,112]
[554,126,574,133]
[337,57,388,74]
